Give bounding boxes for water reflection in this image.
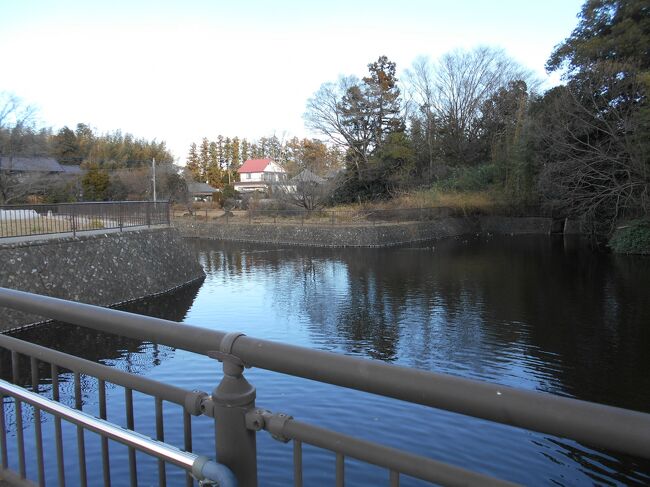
[4,280,202,385]
[192,237,650,412]
[7,237,650,485]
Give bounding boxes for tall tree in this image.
[241,138,249,163]
[539,0,650,232]
[199,137,210,181]
[52,126,80,164]
[405,47,537,166]
[305,56,403,179]
[185,142,201,181]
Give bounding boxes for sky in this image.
[0,0,585,163]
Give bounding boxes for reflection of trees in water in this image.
[192,238,650,414]
[2,280,202,399]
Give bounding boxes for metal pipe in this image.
[0,379,237,486]
[276,418,518,487]
[1,287,650,460]
[0,330,194,408]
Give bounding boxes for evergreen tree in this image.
[241,138,249,162]
[52,126,80,164]
[186,142,201,181]
[231,137,241,169]
[199,137,210,181]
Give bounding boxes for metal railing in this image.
[174,205,554,226]
[0,201,170,239]
[0,287,649,487]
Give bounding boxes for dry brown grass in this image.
[1,216,78,237]
[329,189,500,213]
[170,188,503,226]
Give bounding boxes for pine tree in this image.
[241,138,249,162]
[231,137,241,169]
[186,143,201,181]
[199,138,210,181]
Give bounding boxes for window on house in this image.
[246,173,251,180]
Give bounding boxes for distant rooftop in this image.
[290,169,326,184]
[0,156,63,173]
[237,158,273,174]
[188,182,217,194]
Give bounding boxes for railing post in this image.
[211,336,257,487]
[71,205,77,238]
[146,203,151,227]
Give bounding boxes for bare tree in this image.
[405,47,538,165]
[0,93,46,204]
[305,75,373,174]
[277,170,333,211]
[536,62,649,232]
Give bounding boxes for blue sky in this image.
[0,0,584,162]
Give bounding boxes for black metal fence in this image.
[0,201,170,239]
[0,287,648,486]
[175,205,555,226]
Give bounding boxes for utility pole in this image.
[152,157,157,202]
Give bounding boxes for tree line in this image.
[305,0,648,236]
[184,135,343,189]
[0,105,177,203]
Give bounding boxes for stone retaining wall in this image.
[0,227,204,331]
[174,216,556,247]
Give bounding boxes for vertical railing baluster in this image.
[155,397,166,487]
[74,371,87,487]
[51,364,65,487]
[0,391,6,470]
[125,388,137,487]
[0,356,8,469]
[183,411,192,487]
[336,453,344,487]
[389,470,399,487]
[99,379,111,487]
[11,351,26,479]
[293,440,303,487]
[30,357,45,487]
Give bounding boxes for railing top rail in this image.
[0,286,648,460]
[0,200,167,208]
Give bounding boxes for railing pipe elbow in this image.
[192,456,238,487]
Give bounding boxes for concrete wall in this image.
[174,218,476,247]
[0,227,204,331]
[174,216,556,247]
[478,216,554,235]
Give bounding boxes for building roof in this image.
[237,158,273,174]
[0,156,64,173]
[188,182,217,194]
[60,165,84,175]
[290,169,326,184]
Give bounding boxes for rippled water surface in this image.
[5,235,650,486]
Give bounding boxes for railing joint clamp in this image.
[245,408,269,431]
[208,331,250,368]
[246,409,293,443]
[207,350,250,369]
[219,332,246,355]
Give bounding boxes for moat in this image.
[7,235,650,486]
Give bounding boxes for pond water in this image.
[5,235,650,486]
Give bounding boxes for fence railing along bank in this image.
[0,201,171,239]
[0,287,649,486]
[174,205,554,226]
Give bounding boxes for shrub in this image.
[609,219,650,255]
[434,164,501,192]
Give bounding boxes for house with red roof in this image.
[234,158,287,193]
